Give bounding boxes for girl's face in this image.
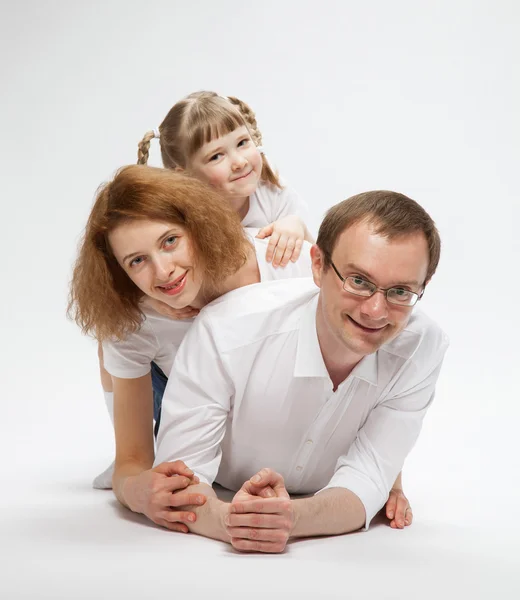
[187,125,263,213]
[108,220,205,309]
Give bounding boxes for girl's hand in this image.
[256,215,306,268]
[385,486,413,529]
[123,460,207,532]
[142,296,199,320]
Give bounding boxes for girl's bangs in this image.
[186,107,245,157]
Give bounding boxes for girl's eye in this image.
[209,152,223,162]
[130,256,145,267]
[164,235,178,248]
[237,138,249,147]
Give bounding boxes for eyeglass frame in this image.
[328,258,424,307]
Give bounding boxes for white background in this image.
[1,1,519,598]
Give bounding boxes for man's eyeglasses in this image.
[329,260,423,307]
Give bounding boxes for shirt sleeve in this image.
[102,321,158,379]
[318,344,448,529]
[154,315,233,486]
[273,185,310,223]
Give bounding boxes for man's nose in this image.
[360,291,388,321]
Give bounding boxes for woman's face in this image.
[108,220,204,309]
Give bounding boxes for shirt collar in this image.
[294,294,328,378]
[294,294,378,386]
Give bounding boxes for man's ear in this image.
[419,277,431,300]
[310,244,324,288]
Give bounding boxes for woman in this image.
[68,165,312,532]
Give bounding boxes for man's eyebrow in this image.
[343,263,420,287]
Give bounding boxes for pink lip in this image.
[157,272,187,296]
[347,315,387,333]
[231,169,253,182]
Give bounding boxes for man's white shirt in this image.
[155,278,449,527]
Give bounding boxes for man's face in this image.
[312,220,430,360]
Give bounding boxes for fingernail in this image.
[188,514,195,522]
[251,474,261,483]
[388,511,394,518]
[224,516,230,526]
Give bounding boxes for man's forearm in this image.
[183,483,230,543]
[291,487,366,538]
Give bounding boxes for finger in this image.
[161,476,193,493]
[279,238,296,267]
[272,234,288,268]
[249,469,289,499]
[256,224,274,239]
[231,538,286,554]
[394,496,408,528]
[386,492,397,520]
[169,492,207,508]
[404,507,413,526]
[231,498,291,515]
[257,486,276,499]
[156,519,190,533]
[227,527,288,543]
[154,461,194,478]
[158,510,196,524]
[226,513,289,529]
[290,239,303,263]
[265,232,281,263]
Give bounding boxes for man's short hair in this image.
[316,190,441,282]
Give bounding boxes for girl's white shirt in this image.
[241,181,309,228]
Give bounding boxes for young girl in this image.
[138,90,313,265]
[70,165,315,533]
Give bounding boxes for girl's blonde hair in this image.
[137,91,281,188]
[68,165,249,341]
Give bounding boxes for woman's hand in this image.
[122,460,207,532]
[142,296,199,320]
[256,215,306,268]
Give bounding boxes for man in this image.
[154,190,449,553]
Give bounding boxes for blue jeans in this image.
[151,361,168,437]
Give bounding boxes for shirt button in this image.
[306,440,313,445]
[296,466,303,472]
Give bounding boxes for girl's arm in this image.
[111,374,207,532]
